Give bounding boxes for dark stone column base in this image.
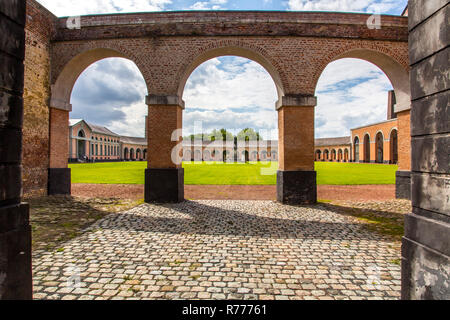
[396,171,411,200]
[277,170,317,205]
[48,168,71,195]
[0,203,32,300]
[402,212,450,299]
[145,168,184,203]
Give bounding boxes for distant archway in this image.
[390,129,398,164]
[376,132,384,164]
[364,134,371,163]
[77,130,86,160]
[354,137,360,162]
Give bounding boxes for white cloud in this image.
[287,0,401,13]
[182,57,278,138]
[37,0,171,16]
[188,0,228,10]
[315,58,393,138]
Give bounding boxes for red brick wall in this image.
[49,108,69,168]
[397,110,411,171]
[22,0,57,197]
[351,119,399,163]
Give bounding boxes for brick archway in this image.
[176,44,285,100]
[39,9,408,204]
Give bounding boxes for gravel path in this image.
[32,200,401,300]
[72,184,396,201]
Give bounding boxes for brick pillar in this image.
[145,95,184,203]
[402,0,449,300]
[0,1,32,299]
[276,95,317,204]
[396,109,411,199]
[48,104,71,195]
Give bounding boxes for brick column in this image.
[402,0,449,300]
[145,95,184,203]
[276,95,317,204]
[0,1,32,299]
[396,109,412,199]
[48,101,71,195]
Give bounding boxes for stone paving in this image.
[32,200,402,300]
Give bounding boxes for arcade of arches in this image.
[3,0,448,302]
[22,0,412,204]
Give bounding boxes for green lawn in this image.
[69,161,398,185]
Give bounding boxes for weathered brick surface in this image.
[278,106,314,171]
[396,111,411,171]
[50,37,409,98]
[49,108,69,169]
[147,105,182,169]
[22,0,57,196]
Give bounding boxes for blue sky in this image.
[38,0,407,139]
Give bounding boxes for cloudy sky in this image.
[38,0,407,139]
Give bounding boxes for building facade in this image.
[69,119,147,162]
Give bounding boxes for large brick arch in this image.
[312,42,410,110]
[50,43,149,110]
[175,40,286,99]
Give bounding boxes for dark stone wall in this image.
[402,0,450,300]
[0,0,32,299]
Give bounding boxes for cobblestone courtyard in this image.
[32,200,402,300]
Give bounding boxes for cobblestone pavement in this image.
[32,200,402,300]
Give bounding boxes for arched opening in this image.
[316,150,322,161]
[364,134,371,163]
[376,132,384,164]
[344,149,349,162]
[313,51,408,183]
[324,149,329,161]
[331,149,336,162]
[124,147,129,160]
[181,52,279,193]
[77,130,86,161]
[390,129,398,164]
[143,149,147,160]
[130,148,135,161]
[354,137,360,162]
[136,148,142,161]
[50,48,148,195]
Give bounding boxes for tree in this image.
[236,128,262,141]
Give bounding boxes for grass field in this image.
[69,161,398,185]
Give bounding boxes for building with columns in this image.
[69,119,147,162]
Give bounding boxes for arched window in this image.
[376,132,384,164]
[354,137,360,162]
[364,134,371,163]
[390,129,398,164]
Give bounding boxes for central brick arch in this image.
[175,40,286,99]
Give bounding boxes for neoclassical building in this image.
[69,119,147,162]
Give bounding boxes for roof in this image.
[69,119,120,137]
[120,136,147,145]
[314,136,351,147]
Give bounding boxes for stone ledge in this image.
[275,95,317,110]
[146,95,185,109]
[49,97,72,112]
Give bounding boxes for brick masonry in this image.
[351,119,399,164]
[402,0,449,300]
[0,0,33,299]
[22,0,56,197]
[23,0,410,202]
